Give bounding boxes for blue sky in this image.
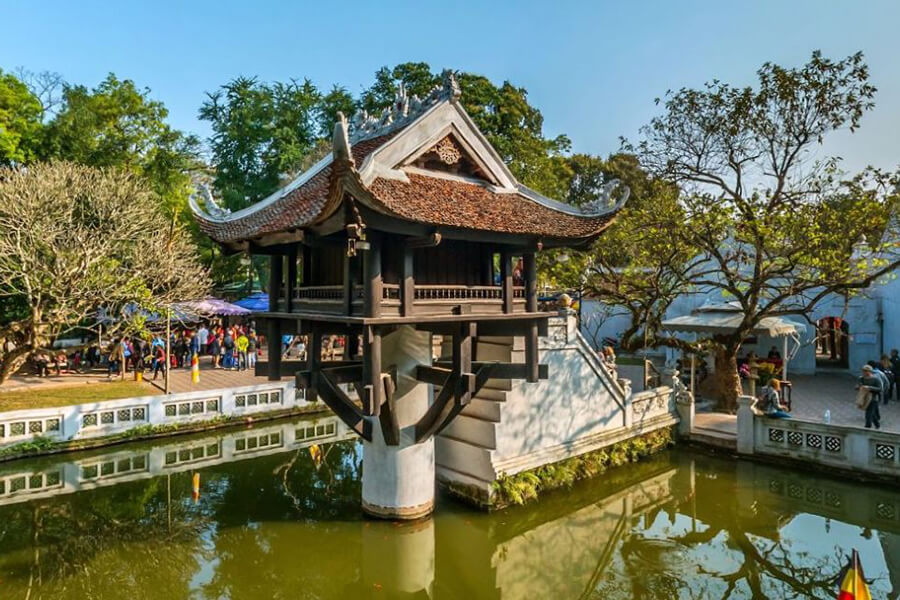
[3,0,899,173]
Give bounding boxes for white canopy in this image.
[661,302,807,337]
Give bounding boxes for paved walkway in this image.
[787,372,900,433]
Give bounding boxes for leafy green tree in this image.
[40,73,201,216]
[573,52,900,408]
[0,68,42,166]
[199,76,322,210]
[317,84,356,137]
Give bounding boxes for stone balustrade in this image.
[737,395,900,478]
[0,379,311,450]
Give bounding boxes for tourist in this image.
[247,331,258,370]
[197,324,209,357]
[758,379,790,418]
[236,331,249,371]
[879,355,895,405]
[152,342,167,380]
[891,349,900,402]
[210,334,222,368]
[767,346,781,359]
[108,339,124,378]
[223,330,235,369]
[34,351,50,377]
[189,332,200,361]
[857,364,882,430]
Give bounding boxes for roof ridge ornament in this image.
[582,179,630,216]
[332,111,354,166]
[349,69,462,144]
[189,181,231,221]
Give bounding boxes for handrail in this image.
[291,284,526,303]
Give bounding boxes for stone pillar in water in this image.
[361,518,435,595]
[362,325,435,519]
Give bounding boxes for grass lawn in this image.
[0,381,159,412]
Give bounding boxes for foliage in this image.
[0,435,56,459]
[490,427,674,508]
[199,76,322,211]
[0,68,43,166]
[0,161,210,382]
[39,73,202,216]
[567,52,900,409]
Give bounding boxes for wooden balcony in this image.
[272,284,527,317]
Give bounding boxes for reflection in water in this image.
[0,416,899,599]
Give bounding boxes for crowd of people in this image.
[104,323,261,380]
[855,349,900,429]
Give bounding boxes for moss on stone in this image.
[489,426,676,509]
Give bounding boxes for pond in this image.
[0,414,898,599]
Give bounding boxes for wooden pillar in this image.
[524,252,537,313]
[364,236,382,318]
[267,318,282,381]
[301,245,313,285]
[362,326,382,415]
[342,251,352,316]
[306,323,321,403]
[523,251,539,382]
[269,254,283,313]
[401,247,415,317]
[453,322,475,405]
[286,246,298,313]
[500,251,513,314]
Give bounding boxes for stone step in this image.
[461,397,503,422]
[435,435,496,482]
[441,413,498,449]
[689,428,737,451]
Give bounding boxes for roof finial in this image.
[441,69,461,100]
[333,112,354,166]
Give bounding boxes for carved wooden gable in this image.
[408,134,489,180]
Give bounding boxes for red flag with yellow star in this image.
[837,549,871,600]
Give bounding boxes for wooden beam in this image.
[317,369,372,441]
[255,359,305,378]
[433,361,548,380]
[269,253,284,315]
[453,321,475,406]
[414,374,456,443]
[405,232,442,248]
[342,250,352,316]
[415,365,451,386]
[301,244,312,286]
[525,319,539,383]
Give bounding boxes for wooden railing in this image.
[413,285,526,301]
[293,286,344,302]
[382,283,401,302]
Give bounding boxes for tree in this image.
[199,76,322,211]
[0,161,209,382]
[40,73,201,216]
[0,68,42,166]
[577,51,900,409]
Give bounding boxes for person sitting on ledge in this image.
[758,379,790,418]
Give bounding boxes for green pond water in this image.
[0,415,898,600]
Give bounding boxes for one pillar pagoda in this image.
[192,71,626,519]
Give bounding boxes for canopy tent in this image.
[662,301,807,393]
[233,292,269,312]
[177,297,250,317]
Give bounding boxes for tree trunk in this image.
[0,345,33,384]
[706,347,742,411]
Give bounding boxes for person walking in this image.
[236,331,249,371]
[891,348,900,402]
[247,331,258,370]
[223,331,235,370]
[210,334,222,369]
[197,324,209,358]
[152,342,167,380]
[858,364,882,430]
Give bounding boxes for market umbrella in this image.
[233,292,269,312]
[177,296,251,316]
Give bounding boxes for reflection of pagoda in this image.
[192,71,625,519]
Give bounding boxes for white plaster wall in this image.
[493,335,626,462]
